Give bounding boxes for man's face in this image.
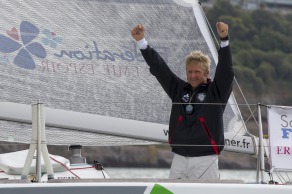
[186,63,209,88]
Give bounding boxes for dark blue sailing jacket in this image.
[140,45,234,157]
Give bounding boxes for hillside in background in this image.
[204,0,292,106]
[201,0,292,139]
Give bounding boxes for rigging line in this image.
[159,143,269,147]
[267,154,272,170]
[222,106,258,150]
[198,0,258,128]
[274,171,286,185]
[165,106,259,148]
[173,103,257,149]
[283,171,291,183]
[49,156,81,179]
[235,105,258,139]
[234,78,259,127]
[198,156,218,179]
[258,103,271,108]
[169,105,257,148]
[172,102,258,106]
[198,1,220,48]
[83,102,260,106]
[0,142,272,148]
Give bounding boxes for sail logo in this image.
[281,115,292,139]
[0,20,169,78]
[53,41,145,62]
[269,107,292,170]
[0,21,47,69]
[163,129,169,136]
[282,128,292,139]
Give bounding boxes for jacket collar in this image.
[184,78,211,90]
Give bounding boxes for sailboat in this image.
[0,0,292,193]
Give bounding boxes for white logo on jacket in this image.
[181,93,189,102]
[197,93,206,102]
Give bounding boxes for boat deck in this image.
[0,178,247,184]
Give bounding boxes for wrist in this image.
[136,37,148,50]
[220,35,229,41]
[220,40,229,48]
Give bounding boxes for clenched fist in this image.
[131,24,145,41]
[216,22,228,39]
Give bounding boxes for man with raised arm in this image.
[131,22,234,180]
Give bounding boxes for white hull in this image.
[0,179,292,194]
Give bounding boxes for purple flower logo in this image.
[42,29,63,48]
[0,21,46,70]
[0,54,11,65]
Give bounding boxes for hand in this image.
[216,22,228,39]
[131,24,145,41]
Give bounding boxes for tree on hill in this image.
[203,0,292,105]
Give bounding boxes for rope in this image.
[193,1,260,178]
[49,156,80,179]
[172,102,258,106]
[198,0,259,131]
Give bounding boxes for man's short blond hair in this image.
[185,50,211,73]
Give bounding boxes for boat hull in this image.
[0,179,292,194]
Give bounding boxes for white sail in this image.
[0,0,256,154]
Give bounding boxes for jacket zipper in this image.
[168,116,183,144]
[199,117,219,155]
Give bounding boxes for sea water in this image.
[106,168,292,183]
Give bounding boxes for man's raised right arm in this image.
[131,24,183,99]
